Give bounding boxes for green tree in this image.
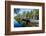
[14,13,22,22]
[29,10,33,18]
[22,11,26,17]
[26,11,29,17]
[31,9,39,20]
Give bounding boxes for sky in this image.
[14,8,32,16]
[19,8,32,13]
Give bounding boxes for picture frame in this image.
[5,1,45,35]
